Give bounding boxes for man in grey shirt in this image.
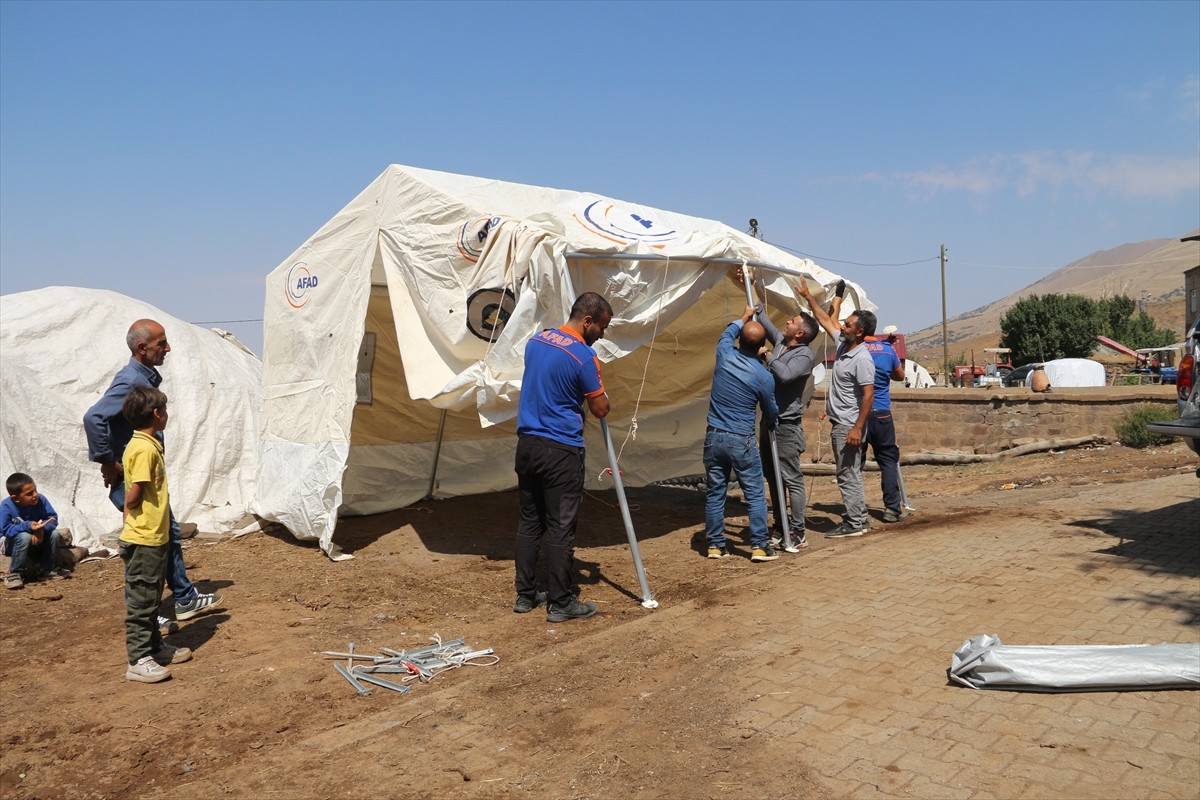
[799,277,875,537]
[758,303,818,550]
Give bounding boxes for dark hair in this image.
[854,310,878,337]
[569,292,613,322]
[123,386,168,429]
[6,472,33,496]
[797,312,818,343]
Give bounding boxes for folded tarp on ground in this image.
[949,634,1200,692]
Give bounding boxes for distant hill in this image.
[906,230,1200,368]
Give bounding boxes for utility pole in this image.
[940,244,949,386]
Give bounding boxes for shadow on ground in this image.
[1068,495,1200,625]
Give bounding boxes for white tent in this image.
[254,165,872,557]
[898,359,935,388]
[1024,358,1107,388]
[0,287,263,548]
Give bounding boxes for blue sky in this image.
[2,0,1197,355]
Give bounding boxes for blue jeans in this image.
[867,409,902,513]
[704,429,770,550]
[109,483,196,605]
[5,528,64,575]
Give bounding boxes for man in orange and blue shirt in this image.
[864,333,906,522]
[514,292,613,622]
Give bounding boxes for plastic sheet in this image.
[949,634,1200,692]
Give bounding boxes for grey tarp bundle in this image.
[949,634,1200,692]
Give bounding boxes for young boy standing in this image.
[2,472,66,588]
[120,386,192,683]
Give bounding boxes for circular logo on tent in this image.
[458,215,503,263]
[466,287,516,341]
[286,262,317,309]
[574,199,679,246]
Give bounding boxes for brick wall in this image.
[804,386,1178,455]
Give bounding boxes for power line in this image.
[765,239,938,268]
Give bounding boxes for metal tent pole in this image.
[740,270,798,553]
[425,409,448,500]
[565,251,813,279]
[559,264,657,609]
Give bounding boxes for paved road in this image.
[710,470,1200,798]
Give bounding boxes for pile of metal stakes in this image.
[321,636,497,697]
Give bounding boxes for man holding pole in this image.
[703,305,780,562]
[513,292,612,622]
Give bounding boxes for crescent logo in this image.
[573,199,679,247]
[457,215,503,263]
[466,287,516,341]
[286,262,317,309]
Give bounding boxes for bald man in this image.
[703,306,780,562]
[84,319,223,629]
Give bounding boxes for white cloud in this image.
[848,151,1200,201]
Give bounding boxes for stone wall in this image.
[803,385,1178,455]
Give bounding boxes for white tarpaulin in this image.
[949,634,1200,692]
[1023,358,1106,388]
[254,165,873,556]
[0,287,263,548]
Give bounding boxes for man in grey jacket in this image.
[758,306,818,549]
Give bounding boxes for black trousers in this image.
[514,434,585,607]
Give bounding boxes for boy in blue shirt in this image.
[2,472,68,588]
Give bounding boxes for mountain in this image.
[905,230,1200,367]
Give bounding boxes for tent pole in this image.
[599,418,656,608]
[425,409,448,500]
[560,265,657,609]
[565,251,813,280]
[741,270,798,553]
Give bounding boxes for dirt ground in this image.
[1,439,1196,799]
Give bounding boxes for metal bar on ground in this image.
[333,662,372,696]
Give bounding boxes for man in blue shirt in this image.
[704,306,780,562]
[864,334,907,522]
[83,319,223,626]
[514,292,612,622]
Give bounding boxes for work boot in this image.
[546,597,597,622]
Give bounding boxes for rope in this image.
[596,254,672,484]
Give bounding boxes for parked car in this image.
[1146,314,1200,458]
[1003,364,1037,387]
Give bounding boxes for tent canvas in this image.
[0,287,263,548]
[253,165,871,557]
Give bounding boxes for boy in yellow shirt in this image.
[120,387,192,683]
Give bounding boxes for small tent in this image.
[1024,358,1107,388]
[254,165,872,557]
[0,287,263,548]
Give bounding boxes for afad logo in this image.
[285,262,318,309]
[457,215,503,263]
[572,199,679,248]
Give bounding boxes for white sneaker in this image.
[126,655,171,683]
[152,642,193,665]
[158,616,180,635]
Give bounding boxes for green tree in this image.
[999,294,1102,365]
[1098,295,1177,350]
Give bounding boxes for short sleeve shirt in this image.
[864,338,902,411]
[517,326,605,448]
[826,342,876,426]
[119,431,170,546]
